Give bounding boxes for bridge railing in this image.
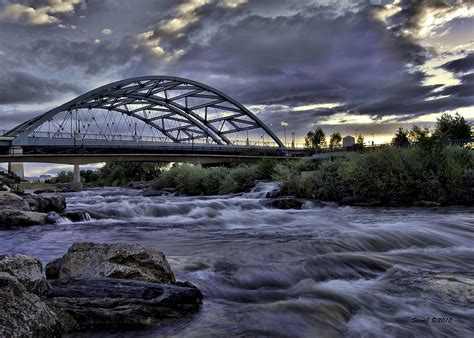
[26,130,290,148]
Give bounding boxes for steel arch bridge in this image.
[5,76,284,148]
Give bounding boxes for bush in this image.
[219,165,259,194]
[278,145,474,205]
[152,160,279,195]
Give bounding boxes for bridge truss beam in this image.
[6,76,284,148]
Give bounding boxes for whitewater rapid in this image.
[1,187,473,337]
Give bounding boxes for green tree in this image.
[409,125,430,143]
[52,171,73,183]
[305,127,327,149]
[392,127,410,147]
[356,134,364,145]
[433,113,472,144]
[100,162,162,186]
[329,132,342,149]
[304,131,314,148]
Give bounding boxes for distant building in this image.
[343,135,355,148]
[39,174,52,182]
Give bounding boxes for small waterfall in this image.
[82,212,92,221]
[243,181,281,199]
[47,212,71,224]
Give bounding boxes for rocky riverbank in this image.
[0,242,203,336]
[0,191,67,228]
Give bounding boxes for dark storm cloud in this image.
[440,53,474,74]
[0,71,82,104]
[159,6,446,130]
[1,0,473,135]
[16,38,138,75]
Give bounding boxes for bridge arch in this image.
[7,76,284,148]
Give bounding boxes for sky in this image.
[0,0,473,175]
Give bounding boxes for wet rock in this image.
[339,196,356,206]
[0,272,61,337]
[128,181,152,189]
[270,197,304,210]
[0,209,49,228]
[47,212,60,224]
[45,277,203,332]
[62,209,105,221]
[61,210,92,222]
[142,188,176,197]
[411,200,441,207]
[0,192,30,211]
[143,188,163,197]
[47,242,176,284]
[0,254,50,297]
[265,189,281,198]
[25,193,66,212]
[143,188,176,197]
[46,258,62,280]
[353,201,383,207]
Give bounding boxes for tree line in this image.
[304,113,472,149]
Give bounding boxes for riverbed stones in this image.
[0,272,61,337]
[0,209,49,227]
[25,192,67,212]
[0,192,30,211]
[47,242,176,284]
[45,277,203,332]
[0,254,50,297]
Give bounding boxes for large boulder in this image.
[25,193,66,212]
[47,242,176,284]
[0,209,49,228]
[46,277,203,332]
[0,254,50,297]
[0,272,61,337]
[0,192,30,211]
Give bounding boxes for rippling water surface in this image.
[1,186,473,337]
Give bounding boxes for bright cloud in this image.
[1,0,84,25]
[219,0,248,8]
[292,103,342,111]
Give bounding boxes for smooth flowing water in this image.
[1,186,473,337]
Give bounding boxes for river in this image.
[1,186,473,337]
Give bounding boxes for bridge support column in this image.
[8,162,24,180]
[71,164,83,191]
[8,146,24,180]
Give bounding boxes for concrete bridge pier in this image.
[8,162,24,180]
[8,146,24,180]
[71,163,83,191]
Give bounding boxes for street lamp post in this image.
[281,121,288,147]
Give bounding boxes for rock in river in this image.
[24,192,67,213]
[0,255,61,337]
[1,243,202,334]
[47,242,176,284]
[270,197,304,209]
[0,209,49,228]
[46,277,203,332]
[0,254,50,297]
[0,192,30,211]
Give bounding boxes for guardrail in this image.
[3,129,472,150]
